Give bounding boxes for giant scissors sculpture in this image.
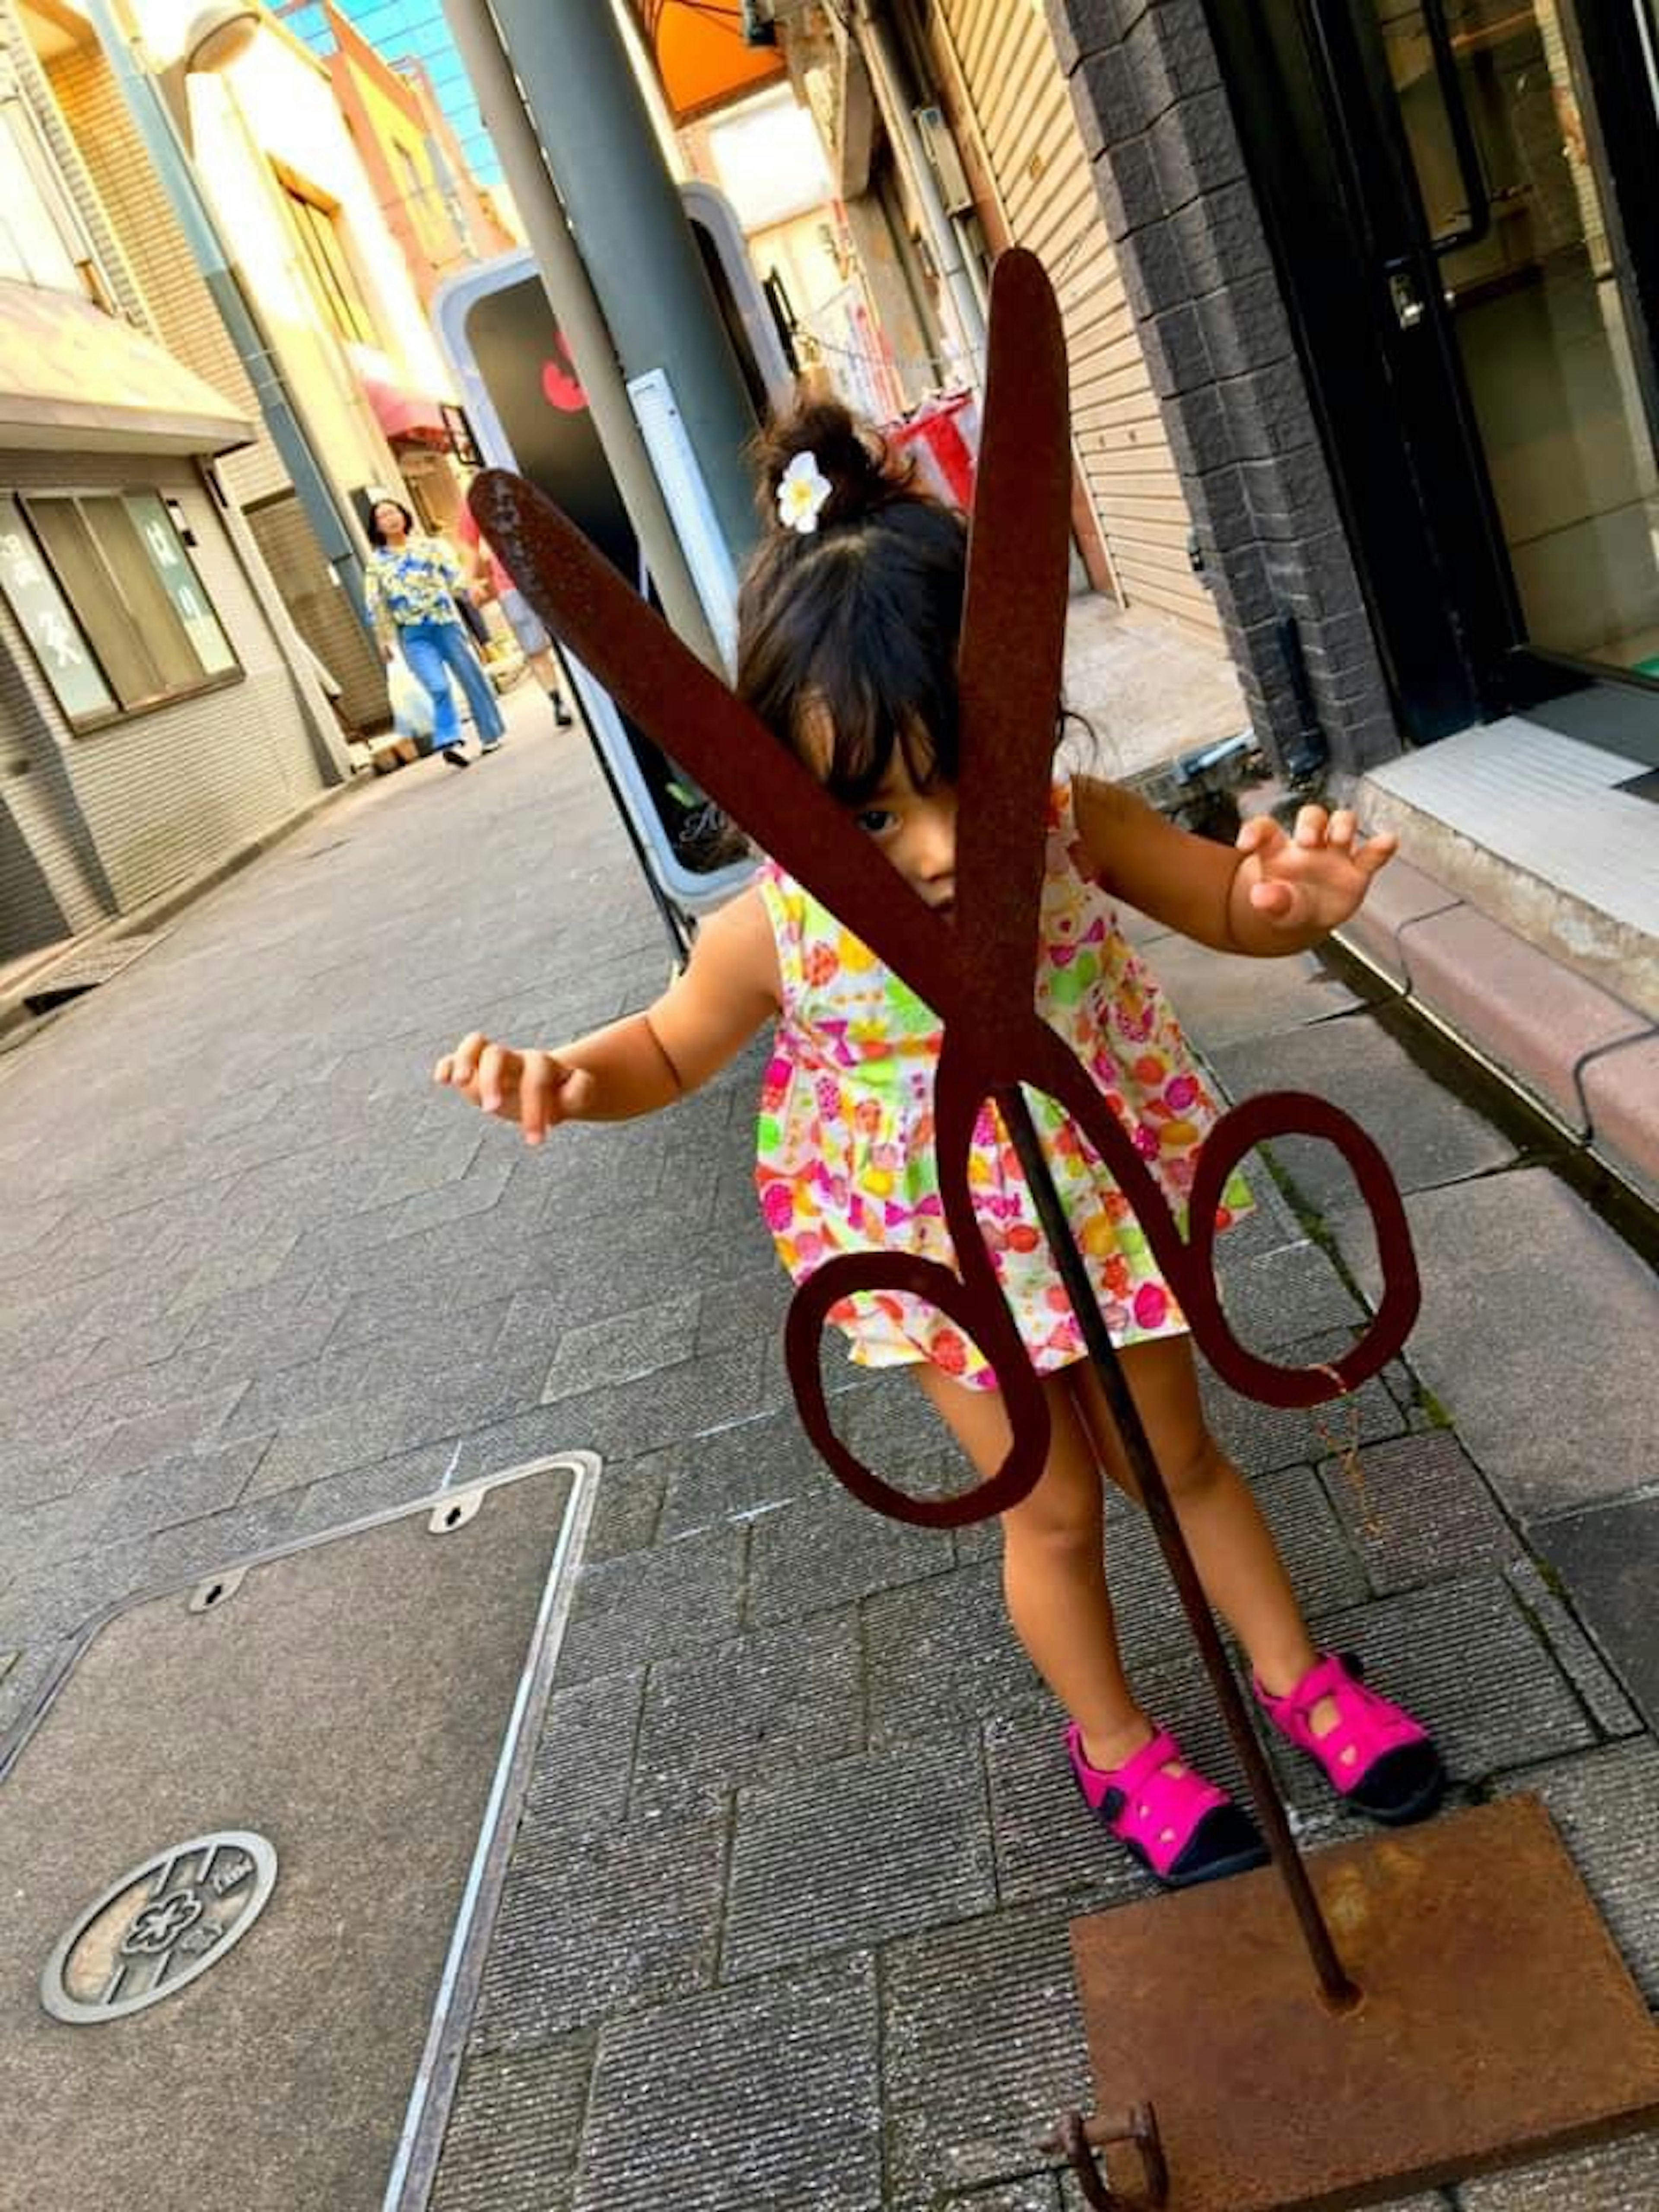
[473,248,1418,2026]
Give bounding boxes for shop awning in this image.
[631,0,786,123]
[0,280,254,456]
[356,364,452,448]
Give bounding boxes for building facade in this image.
[0,0,347,969]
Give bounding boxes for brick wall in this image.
[47,41,290,513]
[1046,0,1401,776]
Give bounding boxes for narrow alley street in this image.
[2,693,1657,2209]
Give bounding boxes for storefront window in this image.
[0,492,241,728]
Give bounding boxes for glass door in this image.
[1370,0,1659,676]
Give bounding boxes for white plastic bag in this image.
[387,651,435,739]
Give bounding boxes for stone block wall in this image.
[1047,0,1403,777]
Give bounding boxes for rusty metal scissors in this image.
[472,248,1418,1531]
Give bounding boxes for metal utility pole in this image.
[855,0,986,386]
[82,0,374,639]
[480,0,761,578]
[441,0,723,668]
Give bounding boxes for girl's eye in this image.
[855,807,897,836]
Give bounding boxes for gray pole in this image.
[856,0,986,385]
[482,0,760,572]
[440,0,721,667]
[82,0,374,636]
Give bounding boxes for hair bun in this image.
[753,397,913,532]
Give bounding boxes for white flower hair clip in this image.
[776,450,833,535]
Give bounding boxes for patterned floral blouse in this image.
[753,779,1250,1389]
[364,536,464,635]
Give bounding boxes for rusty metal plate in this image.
[1069,1797,1659,2210]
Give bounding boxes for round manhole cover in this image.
[41,1831,277,2024]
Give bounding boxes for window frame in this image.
[3,487,244,733]
[276,169,380,347]
[0,52,117,307]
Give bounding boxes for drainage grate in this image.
[22,934,163,1016]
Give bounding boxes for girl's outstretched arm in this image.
[1072,775,1395,956]
[435,885,780,1143]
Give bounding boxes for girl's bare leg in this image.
[1066,1336,1325,1707]
[914,1365,1160,1773]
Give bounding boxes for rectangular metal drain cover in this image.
[0,1454,595,2212]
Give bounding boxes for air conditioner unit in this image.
[914,103,974,216]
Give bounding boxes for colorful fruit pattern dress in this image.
[752,779,1250,1389]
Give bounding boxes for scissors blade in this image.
[470,471,963,1001]
[953,250,1072,1018]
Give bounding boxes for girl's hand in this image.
[433,1030,596,1144]
[1233,805,1396,935]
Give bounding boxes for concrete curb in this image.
[0,774,365,1054]
[1338,865,1659,1207]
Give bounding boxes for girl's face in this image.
[802,705,957,914]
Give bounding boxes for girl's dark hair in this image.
[736,398,967,803]
[367,497,417,547]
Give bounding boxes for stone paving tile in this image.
[280,1446,464,1539]
[1215,1237,1367,1350]
[1454,2128,1659,2208]
[652,1402,847,1539]
[427,2036,594,2212]
[1494,1737,1659,2005]
[364,1116,484,1208]
[165,1229,304,1312]
[574,1953,881,2212]
[534,1341,773,1466]
[632,1608,864,1809]
[555,1524,747,1684]
[1209,1012,1518,1217]
[47,1342,233,1439]
[86,1432,275,1547]
[1100,1462,1369,1669]
[723,1733,996,1980]
[540,1292,701,1399]
[1332,1171,1659,1522]
[579,1454,667,1560]
[893,2180,1061,2212]
[744,1484,955,1627]
[695,1262,793,1353]
[522,1667,645,1835]
[472,1794,729,2050]
[1537,1497,1659,1732]
[1501,1556,1642,1740]
[1154,934,1363,1049]
[79,1382,251,1482]
[1317,1429,1520,1595]
[882,1899,1096,2202]
[229,1335,547,1448]
[1296,1576,1599,1808]
[865,1558,1047,1751]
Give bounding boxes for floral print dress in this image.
[753,779,1249,1390]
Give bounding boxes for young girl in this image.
[435,404,1444,1889]
[366,498,505,768]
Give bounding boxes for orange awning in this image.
[633,0,786,123]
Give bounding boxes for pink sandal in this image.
[1254,1651,1444,1825]
[1065,1722,1267,1889]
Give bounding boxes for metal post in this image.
[997,1084,1360,2012]
[480,0,760,573]
[81,0,374,638]
[439,0,723,670]
[855,0,987,387]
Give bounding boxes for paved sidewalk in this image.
[2,706,1656,2209]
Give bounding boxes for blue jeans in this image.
[399,618,505,750]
